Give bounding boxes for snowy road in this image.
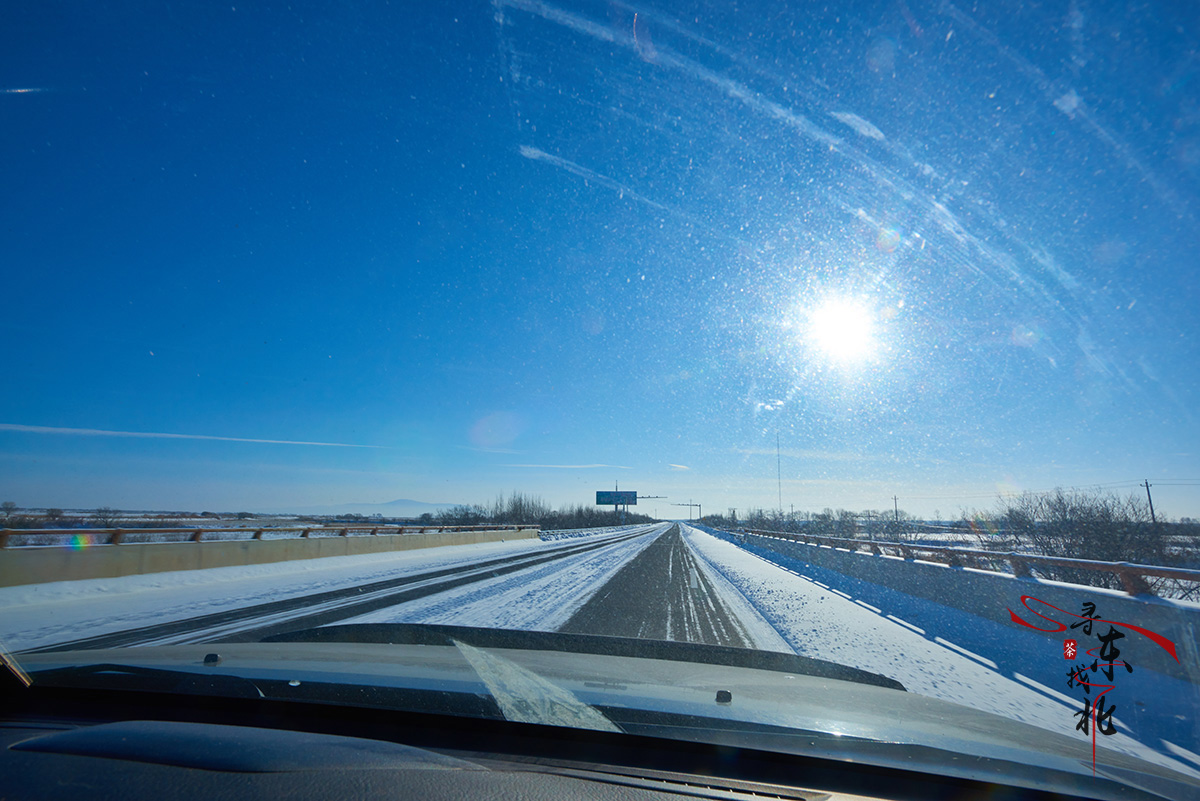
[560,525,776,648]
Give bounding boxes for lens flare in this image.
[875,227,901,253]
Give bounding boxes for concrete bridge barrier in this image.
[719,530,1200,685]
[0,527,540,587]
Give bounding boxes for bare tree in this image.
[91,507,120,528]
[977,488,1166,590]
[1,501,16,524]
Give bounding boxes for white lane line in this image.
[854,600,882,613]
[828,588,852,600]
[886,614,925,634]
[934,636,998,669]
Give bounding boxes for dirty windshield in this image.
[2,0,1199,794]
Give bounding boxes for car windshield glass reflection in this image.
[1,1,1199,798]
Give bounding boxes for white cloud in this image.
[501,463,632,470]
[0,423,384,449]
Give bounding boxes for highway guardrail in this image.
[740,528,1200,598]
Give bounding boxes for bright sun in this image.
[807,298,877,363]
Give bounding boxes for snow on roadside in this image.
[540,523,657,541]
[339,524,670,631]
[680,525,1200,778]
[0,535,573,652]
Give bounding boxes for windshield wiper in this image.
[23,663,267,699]
[261,623,906,692]
[20,655,509,722]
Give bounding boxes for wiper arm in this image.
[261,623,906,692]
[1,641,32,690]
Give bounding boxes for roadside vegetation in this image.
[958,489,1198,596]
[0,493,656,532]
[425,492,656,530]
[3,490,1194,573]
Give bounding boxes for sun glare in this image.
[807,298,877,363]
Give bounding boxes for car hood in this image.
[15,623,1200,801]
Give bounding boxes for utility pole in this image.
[672,500,701,521]
[893,495,899,523]
[777,431,782,514]
[1143,479,1157,524]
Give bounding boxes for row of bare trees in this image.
[431,492,655,530]
[700,506,916,540]
[1,502,117,528]
[959,488,1192,592]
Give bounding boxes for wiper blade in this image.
[22,653,506,721]
[261,623,906,692]
[25,663,266,699]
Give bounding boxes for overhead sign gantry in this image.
[596,486,666,522]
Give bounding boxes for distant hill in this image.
[267,498,458,518]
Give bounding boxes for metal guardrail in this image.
[0,524,538,549]
[740,528,1200,597]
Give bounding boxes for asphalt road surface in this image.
[559,524,756,648]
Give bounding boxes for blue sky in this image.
[2,0,1198,518]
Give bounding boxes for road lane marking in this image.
[886,614,925,634]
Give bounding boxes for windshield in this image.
[2,0,1199,797]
